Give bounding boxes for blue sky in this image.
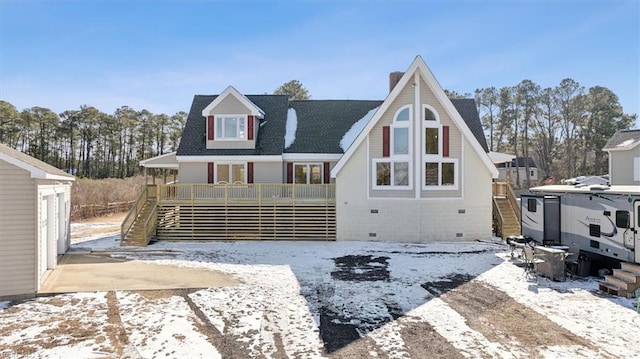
[1,1,638,127]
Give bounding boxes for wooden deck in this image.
[122,184,337,244]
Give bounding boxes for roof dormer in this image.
[202,86,265,150]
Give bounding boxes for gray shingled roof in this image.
[0,143,75,179]
[450,99,489,153]
[603,129,640,150]
[286,100,383,153]
[495,157,537,168]
[177,95,488,156]
[177,95,289,156]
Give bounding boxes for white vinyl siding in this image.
[214,95,252,114]
[253,162,283,183]
[608,148,640,185]
[0,159,37,298]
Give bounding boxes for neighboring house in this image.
[492,156,538,188]
[138,56,498,242]
[0,143,75,299]
[603,129,640,186]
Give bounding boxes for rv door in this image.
[635,200,640,264]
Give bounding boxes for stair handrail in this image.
[492,197,505,238]
[142,202,158,243]
[121,185,149,242]
[505,183,521,222]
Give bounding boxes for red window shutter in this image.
[207,162,214,183]
[286,162,293,183]
[382,126,390,157]
[443,126,450,157]
[207,116,214,140]
[247,115,254,140]
[247,162,254,184]
[323,162,331,184]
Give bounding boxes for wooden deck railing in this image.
[120,184,157,241]
[492,181,521,239]
[492,181,521,222]
[157,183,335,205]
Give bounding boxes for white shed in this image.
[0,143,75,300]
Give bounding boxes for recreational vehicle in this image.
[521,185,640,266]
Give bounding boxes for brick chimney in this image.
[389,71,404,92]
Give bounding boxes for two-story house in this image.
[128,56,498,244]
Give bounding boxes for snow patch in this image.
[340,106,379,152]
[284,108,297,149]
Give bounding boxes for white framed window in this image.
[373,159,411,188]
[422,104,457,190]
[373,105,412,189]
[424,159,458,189]
[294,163,323,184]
[392,106,411,156]
[216,163,246,183]
[423,105,440,157]
[216,115,246,140]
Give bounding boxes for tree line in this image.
[473,79,636,187]
[0,77,636,184]
[0,101,186,178]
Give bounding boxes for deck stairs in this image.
[492,182,521,239]
[121,199,156,246]
[495,197,520,238]
[599,262,640,298]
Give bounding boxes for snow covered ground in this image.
[1,220,640,358]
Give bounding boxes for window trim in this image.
[372,158,412,189]
[391,105,412,157]
[422,159,459,190]
[420,104,458,190]
[293,162,323,184]
[215,162,247,184]
[214,114,247,141]
[423,104,441,157]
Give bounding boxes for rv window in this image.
[527,198,537,212]
[615,211,630,228]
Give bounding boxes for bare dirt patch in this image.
[327,336,385,359]
[105,291,128,356]
[442,281,604,357]
[400,320,465,359]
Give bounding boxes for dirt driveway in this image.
[2,237,639,358]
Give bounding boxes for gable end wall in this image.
[610,147,640,185]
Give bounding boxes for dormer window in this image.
[216,115,246,140]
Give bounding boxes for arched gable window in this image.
[374,105,412,188]
[422,105,457,190]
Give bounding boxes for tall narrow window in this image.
[423,105,457,190]
[376,162,391,186]
[425,128,439,155]
[374,105,412,189]
[393,128,409,155]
